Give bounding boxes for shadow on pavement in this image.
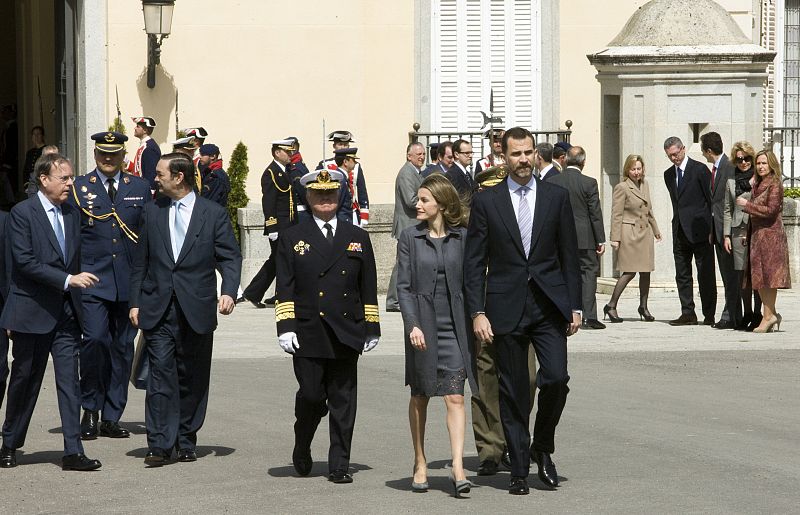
[16,450,66,467]
[267,462,372,478]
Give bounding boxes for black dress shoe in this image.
[703,317,715,326]
[62,453,102,471]
[99,420,130,438]
[144,449,169,467]
[328,469,353,483]
[713,320,736,330]
[477,459,498,476]
[292,446,312,476]
[582,319,606,330]
[80,410,99,440]
[509,476,529,495]
[669,313,698,326]
[0,446,17,468]
[177,449,197,462]
[532,451,559,488]
[235,295,246,304]
[501,447,512,469]
[385,305,401,313]
[264,296,277,307]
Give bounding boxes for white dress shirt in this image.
[675,155,689,188]
[313,215,338,237]
[170,190,196,259]
[97,170,122,197]
[507,175,537,226]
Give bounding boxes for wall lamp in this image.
[142,0,176,88]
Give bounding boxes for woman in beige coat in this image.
[604,154,662,322]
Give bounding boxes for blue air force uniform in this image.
[68,160,152,428]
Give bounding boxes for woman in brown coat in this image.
[604,154,662,322]
[736,150,791,333]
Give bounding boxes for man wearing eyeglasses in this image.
[0,153,103,471]
[445,139,477,203]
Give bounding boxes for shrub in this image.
[785,187,800,199]
[227,141,250,243]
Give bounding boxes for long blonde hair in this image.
[420,174,468,228]
[754,149,783,185]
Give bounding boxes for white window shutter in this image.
[431,0,541,131]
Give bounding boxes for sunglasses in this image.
[735,156,752,163]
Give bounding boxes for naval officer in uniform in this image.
[69,131,152,440]
[275,168,380,484]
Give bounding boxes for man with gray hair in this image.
[534,142,559,181]
[662,136,715,326]
[548,146,606,329]
[386,142,426,312]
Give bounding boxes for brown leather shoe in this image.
[669,313,698,326]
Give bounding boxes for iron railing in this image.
[409,121,573,166]
[762,126,800,187]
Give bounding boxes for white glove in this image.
[363,337,379,352]
[268,232,279,241]
[360,219,369,228]
[278,332,299,353]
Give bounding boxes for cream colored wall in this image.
[107,1,414,204]
[559,0,759,181]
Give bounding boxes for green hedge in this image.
[785,187,800,199]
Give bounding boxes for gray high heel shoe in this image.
[449,469,472,498]
[411,466,428,492]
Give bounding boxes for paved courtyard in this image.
[2,290,799,514]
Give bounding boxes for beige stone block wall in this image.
[107,1,414,204]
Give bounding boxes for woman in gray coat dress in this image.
[723,141,762,330]
[397,174,477,496]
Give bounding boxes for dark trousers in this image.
[578,249,599,320]
[144,298,213,453]
[2,298,84,455]
[673,227,717,318]
[243,239,278,301]
[293,352,359,473]
[80,295,136,421]
[714,241,741,324]
[494,283,569,477]
[0,327,7,411]
[471,341,536,463]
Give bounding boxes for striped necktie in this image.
[517,186,532,257]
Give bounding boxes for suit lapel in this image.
[302,220,332,266]
[626,178,647,203]
[529,178,552,249]
[156,200,175,261]
[176,198,208,264]
[63,204,77,266]
[323,221,350,273]
[492,179,526,258]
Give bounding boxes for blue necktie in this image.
[517,187,532,257]
[677,167,684,189]
[52,207,66,259]
[173,201,186,258]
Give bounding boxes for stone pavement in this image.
[2,289,799,513]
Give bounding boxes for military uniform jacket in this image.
[275,219,380,358]
[319,157,368,224]
[261,160,298,235]
[201,164,231,208]
[68,169,151,302]
[474,153,505,176]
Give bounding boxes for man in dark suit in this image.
[549,146,607,329]
[535,142,560,181]
[0,153,102,470]
[241,140,298,308]
[68,132,152,440]
[0,210,9,411]
[445,139,476,202]
[465,127,581,495]
[663,136,716,325]
[129,153,242,466]
[701,132,739,329]
[275,168,380,484]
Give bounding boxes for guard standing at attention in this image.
[128,117,161,193]
[320,130,370,226]
[198,144,230,208]
[275,167,380,484]
[69,131,152,440]
[240,139,298,308]
[474,128,506,176]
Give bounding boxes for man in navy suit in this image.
[663,136,716,326]
[465,127,581,495]
[129,153,241,466]
[0,210,9,411]
[445,139,476,203]
[0,153,102,470]
[68,132,152,440]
